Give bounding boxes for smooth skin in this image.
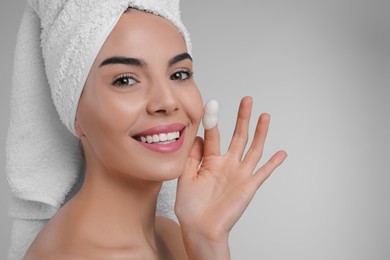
[24,9,287,260]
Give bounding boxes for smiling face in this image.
[75,10,203,182]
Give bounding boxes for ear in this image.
[74,119,85,137]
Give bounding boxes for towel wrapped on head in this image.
[6,0,191,258]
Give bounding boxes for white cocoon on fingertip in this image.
[202,100,219,130]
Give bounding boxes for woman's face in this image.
[76,10,203,181]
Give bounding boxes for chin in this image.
[149,159,187,181]
[129,137,193,181]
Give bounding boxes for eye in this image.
[170,69,193,81]
[112,74,138,88]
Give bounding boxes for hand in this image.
[175,96,287,242]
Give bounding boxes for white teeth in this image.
[138,131,180,144]
[167,132,175,140]
[159,133,168,142]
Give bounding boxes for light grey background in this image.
[1,1,389,259]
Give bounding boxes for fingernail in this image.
[202,100,219,130]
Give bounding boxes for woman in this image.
[9,2,286,259]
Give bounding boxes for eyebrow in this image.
[99,52,192,68]
[168,52,193,66]
[100,56,144,67]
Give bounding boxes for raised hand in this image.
[175,96,287,258]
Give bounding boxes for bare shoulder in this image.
[24,241,87,260]
[23,220,61,259]
[22,208,90,259]
[155,216,188,260]
[24,251,88,260]
[25,212,186,259]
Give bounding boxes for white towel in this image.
[6,1,191,259]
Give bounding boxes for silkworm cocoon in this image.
[202,100,219,130]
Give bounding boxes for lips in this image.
[132,123,186,153]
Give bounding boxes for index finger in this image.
[202,100,220,157]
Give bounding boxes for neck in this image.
[67,163,163,252]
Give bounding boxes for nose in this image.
[146,79,179,115]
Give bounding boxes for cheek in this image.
[78,87,144,155]
[176,83,203,116]
[90,91,143,133]
[187,87,203,124]
[78,89,145,170]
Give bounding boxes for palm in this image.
[175,97,287,241]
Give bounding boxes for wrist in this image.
[181,227,230,260]
[178,216,230,243]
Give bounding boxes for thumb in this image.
[183,136,204,178]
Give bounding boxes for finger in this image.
[204,125,220,157]
[251,150,287,189]
[242,113,270,170]
[202,100,218,130]
[202,100,220,157]
[184,136,204,177]
[227,96,252,160]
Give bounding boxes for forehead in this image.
[97,9,187,61]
